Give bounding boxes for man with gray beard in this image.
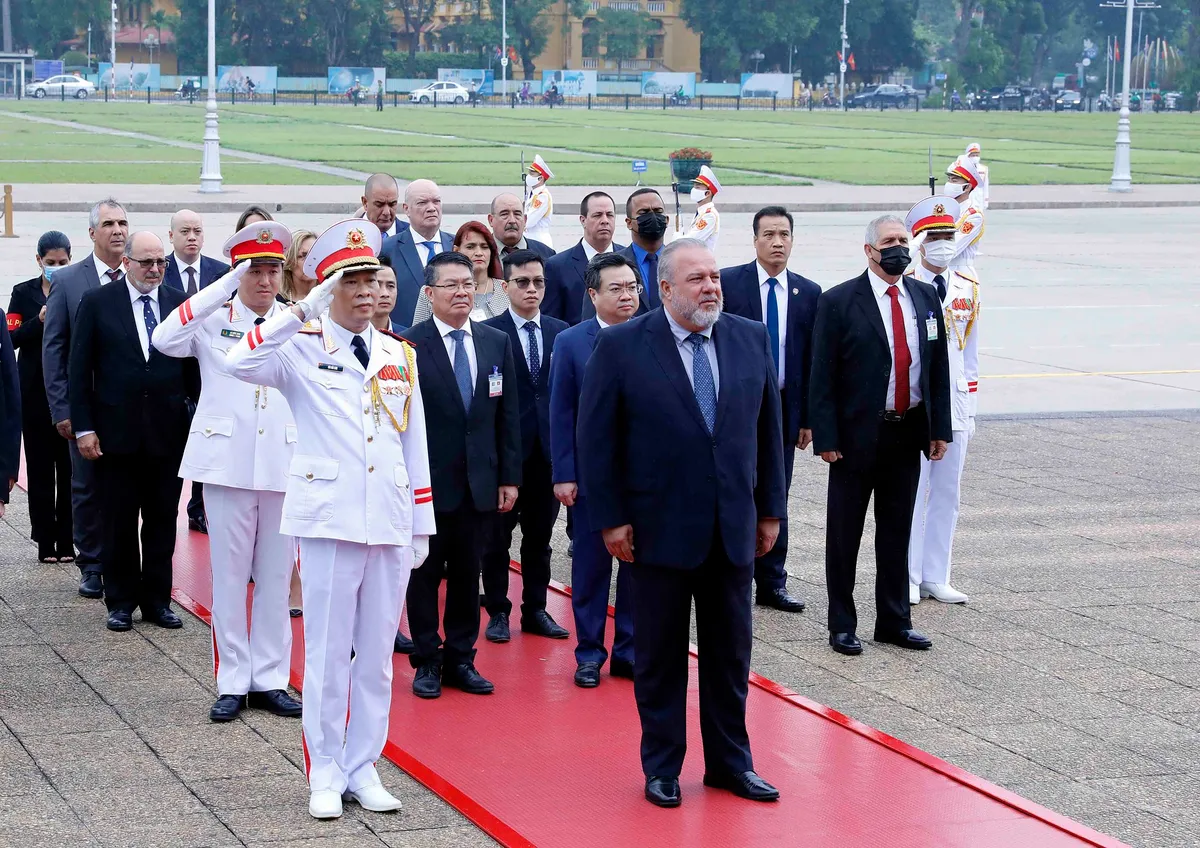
[578,238,786,808]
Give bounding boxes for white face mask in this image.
[690,187,708,203]
[942,181,965,197]
[922,238,956,268]
[525,174,540,189]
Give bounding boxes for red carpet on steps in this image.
[150,506,1123,848]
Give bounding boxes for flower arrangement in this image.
[669,148,713,190]
[669,147,713,161]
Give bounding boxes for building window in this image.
[582,20,599,58]
[648,1,666,11]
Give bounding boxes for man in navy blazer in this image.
[488,192,555,262]
[542,191,622,324]
[480,250,570,642]
[578,189,665,324]
[162,210,230,294]
[579,239,786,808]
[721,207,821,615]
[548,252,642,688]
[378,179,454,327]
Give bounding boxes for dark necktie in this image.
[645,251,659,308]
[765,277,781,375]
[422,241,438,264]
[933,273,946,301]
[185,266,197,296]
[254,317,265,325]
[886,285,911,414]
[139,295,157,356]
[523,320,540,383]
[687,333,716,433]
[351,334,370,369]
[107,269,125,285]
[449,328,473,409]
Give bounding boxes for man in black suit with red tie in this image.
[809,214,952,657]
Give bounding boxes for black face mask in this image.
[635,210,669,240]
[874,245,911,277]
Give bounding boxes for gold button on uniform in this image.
[258,428,264,434]
[368,465,375,473]
[305,472,314,480]
[367,436,374,443]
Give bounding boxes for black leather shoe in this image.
[485,612,511,643]
[393,631,414,653]
[412,662,442,699]
[609,658,635,679]
[247,689,302,717]
[574,661,601,688]
[756,587,806,613]
[188,514,208,534]
[645,776,681,808]
[209,694,245,722]
[521,609,569,639]
[143,607,183,629]
[106,610,132,632]
[703,770,779,801]
[443,662,494,695]
[874,628,933,650]
[79,572,103,599]
[829,632,862,655]
[567,540,574,558]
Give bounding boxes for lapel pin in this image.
[792,287,799,295]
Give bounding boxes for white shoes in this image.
[909,583,921,605]
[309,789,343,819]
[343,782,403,813]
[920,582,969,604]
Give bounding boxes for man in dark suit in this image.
[542,191,622,324]
[42,197,128,599]
[578,188,665,323]
[550,252,642,688]
[722,206,821,615]
[480,250,569,642]
[579,238,786,808]
[69,232,198,633]
[809,214,952,657]
[0,317,20,521]
[378,179,454,327]
[401,252,522,699]
[488,192,555,262]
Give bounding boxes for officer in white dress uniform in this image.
[678,164,721,252]
[153,222,302,723]
[524,154,554,249]
[944,156,985,279]
[904,196,979,606]
[964,142,990,210]
[226,220,435,821]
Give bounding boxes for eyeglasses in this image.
[509,277,546,290]
[602,283,643,296]
[130,258,168,269]
[431,282,475,293]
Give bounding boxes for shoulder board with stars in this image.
[298,320,323,335]
[954,270,978,285]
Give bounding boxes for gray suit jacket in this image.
[42,254,107,424]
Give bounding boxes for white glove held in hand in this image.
[217,260,250,298]
[411,535,430,568]
[299,270,342,321]
[968,417,977,439]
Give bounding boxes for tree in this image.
[502,0,554,80]
[596,7,655,74]
[390,0,440,64]
[172,0,237,73]
[9,0,107,60]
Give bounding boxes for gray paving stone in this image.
[379,825,501,847]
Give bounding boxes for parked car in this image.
[848,84,910,109]
[1054,90,1083,111]
[27,74,95,99]
[409,81,470,104]
[1163,91,1184,111]
[978,86,1005,110]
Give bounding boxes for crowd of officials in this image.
[0,149,985,817]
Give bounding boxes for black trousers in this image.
[67,438,105,577]
[825,415,923,636]
[481,449,560,618]
[632,536,754,778]
[407,505,491,668]
[96,452,183,614]
[754,434,795,592]
[22,414,72,555]
[187,480,205,521]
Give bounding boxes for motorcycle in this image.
[669,93,691,107]
[542,90,564,106]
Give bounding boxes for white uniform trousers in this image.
[909,429,970,587]
[205,485,293,696]
[299,537,412,794]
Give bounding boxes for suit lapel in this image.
[84,255,104,291]
[743,263,765,321]
[902,275,931,377]
[647,311,709,435]
[118,282,147,359]
[712,320,735,434]
[164,257,182,291]
[468,325,493,415]
[496,311,531,386]
[414,323,465,418]
[852,273,889,352]
[398,232,425,286]
[150,287,184,361]
[570,243,588,290]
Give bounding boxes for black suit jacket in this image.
[721,261,822,445]
[483,309,567,463]
[809,271,952,469]
[402,318,522,513]
[379,228,455,327]
[0,318,20,499]
[8,278,52,422]
[42,253,107,425]
[578,309,786,569]
[68,281,198,457]
[542,240,625,325]
[163,254,230,293]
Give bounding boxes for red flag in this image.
[836,51,843,63]
[1114,42,1120,61]
[848,52,856,71]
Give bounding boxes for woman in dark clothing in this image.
[7,231,74,562]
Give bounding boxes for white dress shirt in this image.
[757,262,788,389]
[867,270,922,409]
[326,319,375,371]
[433,315,477,387]
[581,238,609,262]
[128,281,161,361]
[93,252,122,283]
[412,230,443,268]
[664,309,719,399]
[595,316,610,330]
[173,253,202,292]
[509,307,542,371]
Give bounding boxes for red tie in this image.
[886,285,911,413]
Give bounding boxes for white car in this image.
[28,74,96,99]
[409,81,471,104]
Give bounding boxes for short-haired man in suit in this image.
[378,179,454,327]
[579,188,666,323]
[489,193,555,262]
[401,252,522,699]
[721,206,821,615]
[42,197,128,600]
[550,252,642,688]
[579,238,786,808]
[480,250,570,642]
[542,191,621,325]
[359,173,408,239]
[69,232,198,633]
[809,214,952,657]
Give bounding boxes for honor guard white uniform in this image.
[678,164,721,252]
[226,220,435,820]
[965,142,990,210]
[524,154,554,249]
[945,156,985,278]
[904,197,979,605]
[152,223,301,721]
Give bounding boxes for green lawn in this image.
[3,100,1199,185]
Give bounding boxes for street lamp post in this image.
[109,0,116,71]
[840,0,849,111]
[1101,0,1158,192]
[501,0,508,97]
[199,0,222,192]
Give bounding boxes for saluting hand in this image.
[929,440,948,461]
[553,482,577,507]
[603,525,634,563]
[755,518,781,558]
[497,485,518,513]
[216,258,251,297]
[297,270,342,321]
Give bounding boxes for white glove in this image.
[411,535,429,568]
[968,417,976,439]
[298,270,342,321]
[215,260,250,298]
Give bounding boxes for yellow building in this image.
[72,0,181,74]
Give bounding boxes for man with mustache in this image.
[580,188,667,322]
[488,192,555,262]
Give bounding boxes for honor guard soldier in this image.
[678,165,722,252]
[226,220,435,821]
[944,156,985,279]
[524,155,555,249]
[904,196,979,606]
[153,222,302,723]
[964,142,990,210]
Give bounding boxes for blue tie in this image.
[765,277,781,376]
[351,335,370,370]
[644,251,659,308]
[523,321,540,383]
[139,295,157,354]
[422,241,438,263]
[688,333,716,434]
[449,328,473,409]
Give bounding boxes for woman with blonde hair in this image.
[410,221,509,325]
[281,229,317,302]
